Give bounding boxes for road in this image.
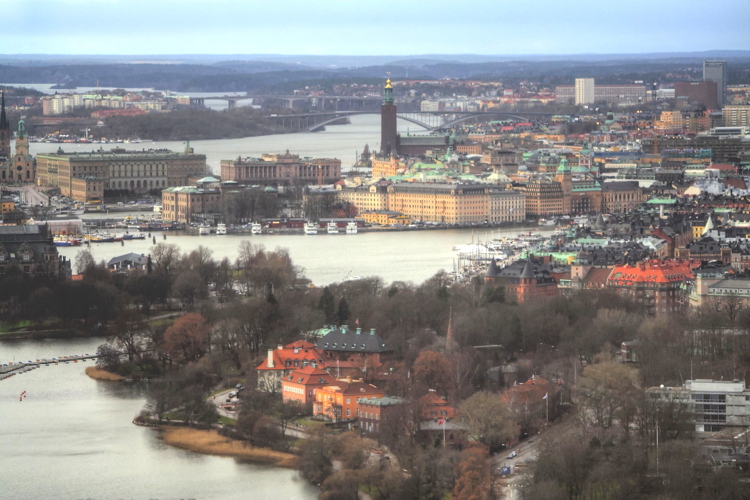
[13,184,50,206]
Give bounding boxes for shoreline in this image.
[85,366,125,381]
[158,427,298,468]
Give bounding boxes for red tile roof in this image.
[608,260,699,285]
[256,341,328,371]
[284,366,335,385]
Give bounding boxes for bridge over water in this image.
[264,110,564,132]
[189,94,382,110]
[1,353,100,380]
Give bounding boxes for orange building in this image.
[281,366,336,412]
[359,396,405,433]
[420,389,456,420]
[607,260,700,316]
[256,341,328,393]
[313,379,384,422]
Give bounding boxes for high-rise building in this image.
[703,60,727,106]
[674,81,718,109]
[574,78,595,105]
[380,79,398,156]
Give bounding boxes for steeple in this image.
[383,78,394,104]
[0,91,7,128]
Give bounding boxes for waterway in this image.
[58,227,542,286]
[0,338,318,500]
[2,110,514,498]
[24,113,411,172]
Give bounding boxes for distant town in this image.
[3,56,750,499]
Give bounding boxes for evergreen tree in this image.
[337,296,350,324]
[318,286,335,324]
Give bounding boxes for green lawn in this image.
[218,415,236,426]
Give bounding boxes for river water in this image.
[2,112,526,499]
[0,338,318,500]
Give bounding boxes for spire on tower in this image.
[0,90,7,128]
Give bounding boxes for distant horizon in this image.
[4,0,748,56]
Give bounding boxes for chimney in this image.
[370,328,376,335]
[267,349,275,368]
[356,328,362,335]
[342,325,347,334]
[278,344,284,350]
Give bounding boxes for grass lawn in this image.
[219,415,236,426]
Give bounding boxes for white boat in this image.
[346,221,358,234]
[198,225,211,235]
[251,223,262,235]
[538,218,556,226]
[304,222,318,235]
[216,223,227,235]
[327,222,339,234]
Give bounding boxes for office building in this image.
[674,81,718,109]
[703,60,727,106]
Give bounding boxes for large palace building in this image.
[36,145,208,202]
[220,151,341,187]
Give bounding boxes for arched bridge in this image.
[265,110,563,132]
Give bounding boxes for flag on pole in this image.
[437,418,445,425]
[543,392,548,400]
[355,318,360,326]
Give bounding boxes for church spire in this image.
[0,90,7,128]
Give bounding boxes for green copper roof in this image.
[557,158,571,174]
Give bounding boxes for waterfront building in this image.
[220,151,341,187]
[521,179,564,218]
[106,253,148,272]
[313,379,384,422]
[0,224,71,279]
[337,182,390,212]
[488,188,525,223]
[36,145,208,202]
[359,210,411,226]
[281,366,336,412]
[501,260,560,304]
[703,60,728,106]
[256,341,328,393]
[387,182,490,225]
[161,184,221,224]
[381,79,398,156]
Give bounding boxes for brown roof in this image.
[584,267,614,287]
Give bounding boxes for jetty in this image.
[0,353,99,381]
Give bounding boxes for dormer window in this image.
[285,360,291,367]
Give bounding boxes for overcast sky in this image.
[3,0,748,56]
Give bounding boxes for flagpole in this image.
[443,419,446,448]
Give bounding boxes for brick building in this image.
[313,379,384,422]
[281,366,336,412]
[607,260,699,316]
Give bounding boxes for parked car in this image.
[507,451,518,459]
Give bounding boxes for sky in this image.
[2,0,749,57]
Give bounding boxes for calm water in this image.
[2,114,513,499]
[0,338,318,500]
[58,227,537,285]
[24,111,415,171]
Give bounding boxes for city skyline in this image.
[2,0,749,57]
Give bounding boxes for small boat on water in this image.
[327,222,339,235]
[216,223,227,235]
[251,223,262,235]
[304,223,318,235]
[346,221,358,234]
[53,236,82,247]
[198,225,211,235]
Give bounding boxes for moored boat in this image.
[304,222,318,235]
[346,222,358,234]
[326,222,339,234]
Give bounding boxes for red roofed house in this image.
[313,379,384,422]
[501,375,561,434]
[420,389,456,421]
[281,366,336,412]
[256,341,328,393]
[607,259,700,316]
